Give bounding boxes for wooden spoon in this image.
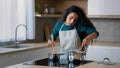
[51,34,56,54]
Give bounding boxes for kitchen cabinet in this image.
[88,0,120,15]
[86,45,120,63]
[111,47,120,62]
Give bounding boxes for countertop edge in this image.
[93,41,120,47]
[0,42,120,55]
[6,61,120,68]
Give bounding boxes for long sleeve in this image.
[75,23,99,42]
[81,26,99,37]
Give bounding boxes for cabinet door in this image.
[88,0,120,15]
[111,47,120,63]
[86,46,112,62]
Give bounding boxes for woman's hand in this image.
[80,37,90,51]
[80,32,97,51]
[82,37,90,46]
[48,40,55,46]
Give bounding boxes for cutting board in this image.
[44,24,51,41]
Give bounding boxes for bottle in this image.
[44,3,48,14]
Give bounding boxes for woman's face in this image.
[65,12,78,26]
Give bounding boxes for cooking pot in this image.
[67,50,86,63]
[48,52,60,62]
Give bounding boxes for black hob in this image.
[23,58,93,68]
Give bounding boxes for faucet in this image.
[15,24,27,47]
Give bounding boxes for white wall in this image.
[88,0,120,15]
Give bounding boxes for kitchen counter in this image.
[0,41,120,55]
[0,42,60,68]
[5,60,120,68]
[1,42,120,68]
[0,42,120,55]
[0,42,60,55]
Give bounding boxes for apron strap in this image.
[60,23,65,31]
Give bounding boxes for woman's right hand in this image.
[48,40,55,46]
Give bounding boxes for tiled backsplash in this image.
[91,18,120,42]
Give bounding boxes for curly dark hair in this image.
[60,5,96,28]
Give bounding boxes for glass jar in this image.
[67,51,74,63]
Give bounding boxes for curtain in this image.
[26,0,35,39]
[0,0,35,43]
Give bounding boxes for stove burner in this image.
[23,58,93,68]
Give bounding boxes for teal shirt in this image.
[49,21,99,42]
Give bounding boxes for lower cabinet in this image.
[86,45,120,63]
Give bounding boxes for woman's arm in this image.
[79,24,99,50]
[80,32,97,50]
[82,32,97,45]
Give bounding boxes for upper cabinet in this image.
[88,0,120,15]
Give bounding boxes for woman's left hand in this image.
[80,32,97,51]
[80,37,90,51]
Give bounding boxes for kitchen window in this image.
[0,0,35,46]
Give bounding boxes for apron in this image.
[59,23,81,54]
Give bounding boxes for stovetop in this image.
[23,58,93,68]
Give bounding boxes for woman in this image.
[48,5,99,54]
